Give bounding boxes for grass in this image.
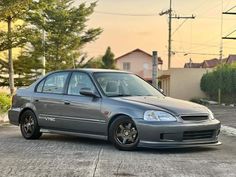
[0,92,11,114]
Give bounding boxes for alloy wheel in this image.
[115,121,138,145]
[22,115,35,136]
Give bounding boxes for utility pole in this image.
[218,0,224,104]
[42,28,46,76]
[152,51,158,88]
[168,0,172,71]
[160,0,195,69]
[41,15,46,76]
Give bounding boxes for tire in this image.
[109,116,139,151]
[20,110,42,139]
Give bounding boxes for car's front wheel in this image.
[20,110,42,139]
[109,116,139,151]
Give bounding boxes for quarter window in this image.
[68,72,95,95]
[36,80,45,92]
[42,72,69,94]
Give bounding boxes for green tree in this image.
[27,0,102,72]
[0,0,32,95]
[101,47,116,69]
[81,47,116,69]
[0,50,43,86]
[83,57,103,68]
[201,64,236,103]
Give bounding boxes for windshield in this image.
[94,72,164,97]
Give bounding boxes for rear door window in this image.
[42,72,69,94]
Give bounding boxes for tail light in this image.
[11,94,16,107]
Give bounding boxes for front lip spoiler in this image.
[138,141,222,149]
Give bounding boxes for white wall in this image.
[159,68,212,100]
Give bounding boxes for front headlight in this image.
[144,110,177,122]
[208,109,215,120]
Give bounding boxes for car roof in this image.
[53,68,131,74]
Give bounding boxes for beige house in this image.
[115,49,163,83]
[158,68,212,100]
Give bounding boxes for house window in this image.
[123,62,130,71]
[143,63,149,70]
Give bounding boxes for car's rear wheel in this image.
[20,110,42,139]
[109,116,139,151]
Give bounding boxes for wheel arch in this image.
[107,113,133,138]
[19,107,37,124]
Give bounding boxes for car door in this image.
[61,71,106,135]
[33,71,70,129]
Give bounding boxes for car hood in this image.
[116,96,209,115]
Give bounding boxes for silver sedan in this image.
[8,69,221,150]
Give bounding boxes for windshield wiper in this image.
[109,94,132,97]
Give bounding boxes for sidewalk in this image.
[0,113,9,124]
[208,105,236,129]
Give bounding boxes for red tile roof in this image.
[202,58,219,68]
[115,48,163,64]
[226,55,236,64]
[184,55,236,68]
[184,62,202,68]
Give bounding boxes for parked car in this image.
[8,69,221,150]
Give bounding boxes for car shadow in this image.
[136,146,220,154]
[39,134,220,154]
[40,133,110,145]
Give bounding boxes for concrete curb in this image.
[0,113,9,125]
[221,125,236,137]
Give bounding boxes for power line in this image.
[224,5,236,13]
[225,28,236,37]
[172,19,188,36]
[173,51,219,56]
[218,0,224,104]
[94,11,156,17]
[189,0,212,13]
[173,40,235,49]
[222,5,236,40]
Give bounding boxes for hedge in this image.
[200,63,236,103]
[0,92,11,114]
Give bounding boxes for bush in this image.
[0,92,11,114]
[200,64,236,103]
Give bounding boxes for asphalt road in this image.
[0,106,236,177]
[208,106,236,128]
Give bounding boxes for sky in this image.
[74,0,236,69]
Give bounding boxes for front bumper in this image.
[134,119,221,148]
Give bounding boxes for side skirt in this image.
[40,128,108,141]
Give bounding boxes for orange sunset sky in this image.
[76,0,236,69]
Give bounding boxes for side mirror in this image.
[159,88,166,96]
[79,88,99,97]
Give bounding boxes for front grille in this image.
[181,116,208,121]
[183,130,214,140]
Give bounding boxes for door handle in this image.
[64,101,70,105]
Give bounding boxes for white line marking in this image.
[221,125,236,137]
